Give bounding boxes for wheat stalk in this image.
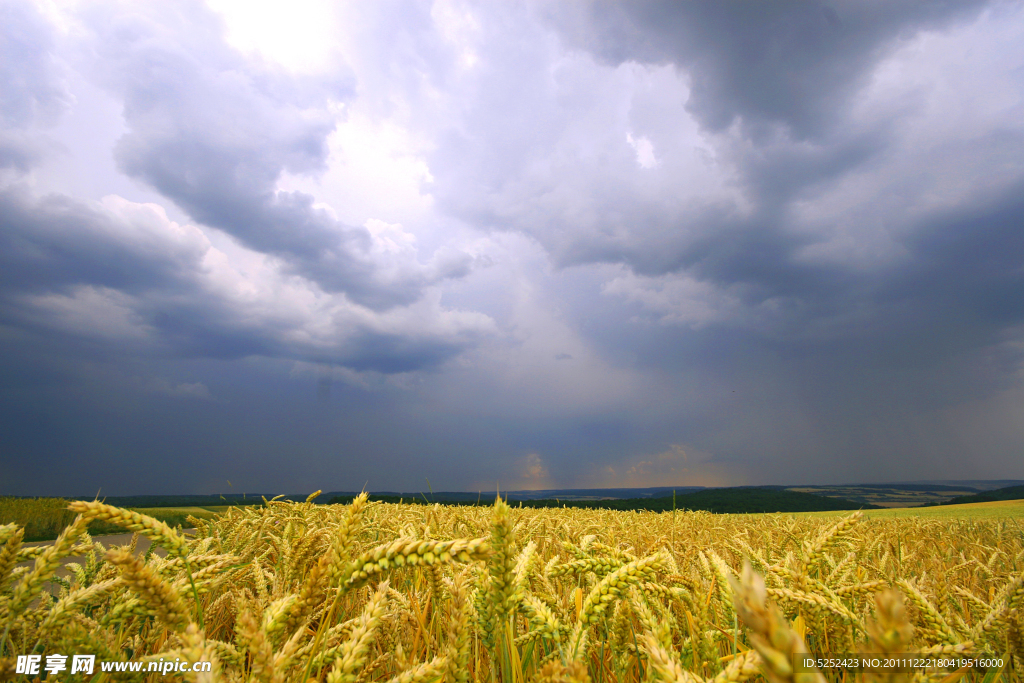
[107,547,190,630]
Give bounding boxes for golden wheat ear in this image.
[442,570,473,683]
[326,580,389,683]
[729,560,827,683]
[866,588,914,652]
[535,660,592,683]
[0,525,25,594]
[6,514,88,618]
[106,547,190,630]
[69,500,191,558]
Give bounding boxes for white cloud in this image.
[626,132,657,169]
[432,0,481,70]
[204,0,341,73]
[275,110,436,229]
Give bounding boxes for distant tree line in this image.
[59,486,886,514]
[933,484,1024,506]
[327,487,876,514]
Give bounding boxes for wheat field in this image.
[1,493,1021,682]
[0,498,224,542]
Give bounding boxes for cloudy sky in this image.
[2,0,1023,496]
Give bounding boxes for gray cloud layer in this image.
[2,0,1023,495]
[83,1,474,310]
[549,1,991,138]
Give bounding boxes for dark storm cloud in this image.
[78,0,472,311]
[548,0,989,139]
[424,0,1024,342]
[0,186,277,362]
[0,187,208,294]
[408,0,1024,486]
[876,181,1024,372]
[0,0,493,379]
[2,0,1023,496]
[0,185,491,370]
[422,3,911,289]
[606,178,1024,396]
[581,183,1024,480]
